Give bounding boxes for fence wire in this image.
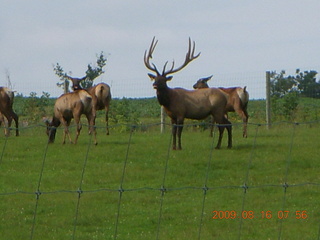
[0,121,319,240]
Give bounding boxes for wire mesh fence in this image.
[0,120,319,239]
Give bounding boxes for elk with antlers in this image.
[193,75,249,138]
[66,76,111,135]
[144,37,232,150]
[46,90,97,144]
[0,87,19,136]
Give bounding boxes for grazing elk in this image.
[46,90,97,145]
[144,37,232,150]
[193,75,249,137]
[0,87,19,136]
[66,76,111,135]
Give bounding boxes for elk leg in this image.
[74,122,82,144]
[0,114,5,136]
[61,118,72,144]
[209,115,215,137]
[224,118,233,149]
[63,126,70,144]
[12,112,19,136]
[176,119,184,150]
[86,114,97,145]
[2,117,9,137]
[215,125,224,149]
[171,119,177,150]
[242,109,249,138]
[215,116,232,149]
[234,107,248,138]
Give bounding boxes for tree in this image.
[270,69,320,98]
[270,70,298,97]
[295,69,319,98]
[53,63,69,93]
[270,70,300,120]
[53,52,107,93]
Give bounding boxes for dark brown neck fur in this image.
[156,87,171,108]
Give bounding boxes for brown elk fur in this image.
[46,90,97,144]
[145,37,232,150]
[67,76,111,135]
[87,83,111,135]
[193,76,249,138]
[0,87,19,136]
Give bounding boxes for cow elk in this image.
[0,87,19,136]
[46,90,97,144]
[66,76,111,135]
[144,37,232,150]
[193,75,249,137]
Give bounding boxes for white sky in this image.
[1,0,320,99]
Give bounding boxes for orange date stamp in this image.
[212,210,308,220]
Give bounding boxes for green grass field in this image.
[0,119,319,239]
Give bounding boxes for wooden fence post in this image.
[161,106,165,133]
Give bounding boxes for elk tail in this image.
[237,87,249,107]
[97,85,104,98]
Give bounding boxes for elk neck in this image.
[156,86,171,108]
[51,116,61,127]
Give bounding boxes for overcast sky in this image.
[1,0,319,99]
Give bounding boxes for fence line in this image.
[0,121,319,239]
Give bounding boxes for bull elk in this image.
[0,87,19,136]
[46,90,97,144]
[193,75,249,137]
[144,37,232,150]
[66,76,111,135]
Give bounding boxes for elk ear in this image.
[42,117,50,126]
[166,76,173,81]
[148,73,156,81]
[207,75,213,81]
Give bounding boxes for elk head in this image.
[144,37,201,89]
[193,75,213,89]
[66,76,87,91]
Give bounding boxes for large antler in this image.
[162,37,201,76]
[144,37,160,75]
[144,37,201,76]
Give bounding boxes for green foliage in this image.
[282,91,299,120]
[53,63,69,93]
[53,52,107,92]
[14,92,54,123]
[85,52,107,81]
[270,70,301,120]
[270,69,320,98]
[109,97,160,132]
[270,70,297,97]
[296,69,320,98]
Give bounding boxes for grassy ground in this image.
[0,120,319,239]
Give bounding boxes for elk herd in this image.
[1,37,249,150]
